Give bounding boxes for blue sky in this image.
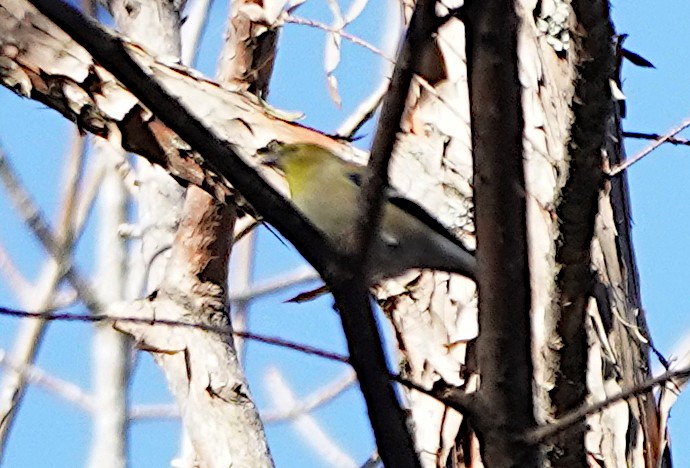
[0,0,689,466]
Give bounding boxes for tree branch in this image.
[465,0,537,465]
[25,0,336,279]
[526,366,690,444]
[609,118,690,176]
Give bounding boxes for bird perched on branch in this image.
[260,141,477,283]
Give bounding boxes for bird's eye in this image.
[347,172,362,186]
[381,232,400,250]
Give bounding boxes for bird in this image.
[260,141,477,283]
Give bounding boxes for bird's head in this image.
[260,141,334,176]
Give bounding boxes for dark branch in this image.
[393,376,477,417]
[353,0,438,266]
[623,131,690,147]
[0,306,349,363]
[465,0,537,465]
[337,3,444,464]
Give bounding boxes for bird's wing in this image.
[343,165,472,252]
[388,195,474,252]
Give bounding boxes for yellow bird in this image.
[261,141,477,283]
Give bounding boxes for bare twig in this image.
[228,265,320,302]
[336,78,389,139]
[393,375,476,416]
[264,367,357,467]
[263,369,356,422]
[623,131,690,147]
[181,0,213,66]
[129,404,179,421]
[0,132,89,458]
[526,365,690,444]
[0,243,77,312]
[0,142,101,311]
[72,158,107,242]
[0,306,349,363]
[609,118,690,176]
[0,350,94,412]
[228,229,257,362]
[130,369,356,423]
[0,244,31,301]
[285,15,391,62]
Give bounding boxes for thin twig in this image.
[0,244,31,301]
[623,131,690,147]
[262,369,356,422]
[393,375,475,416]
[608,118,690,176]
[0,350,94,412]
[228,229,257,362]
[285,15,391,63]
[72,157,107,244]
[336,77,389,139]
[0,306,349,363]
[128,403,179,420]
[7,294,677,448]
[0,132,89,456]
[129,370,358,423]
[228,265,319,302]
[525,365,690,444]
[0,142,102,311]
[0,244,77,311]
[264,367,357,467]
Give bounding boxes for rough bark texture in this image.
[216,0,278,97]
[2,1,421,465]
[113,196,273,468]
[546,0,614,464]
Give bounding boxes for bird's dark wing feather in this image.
[388,195,474,253]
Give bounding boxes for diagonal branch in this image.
[0,142,101,311]
[609,118,690,176]
[526,365,690,444]
[327,1,440,465]
[25,0,335,281]
[0,132,88,458]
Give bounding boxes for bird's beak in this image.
[261,154,280,169]
[257,142,282,171]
